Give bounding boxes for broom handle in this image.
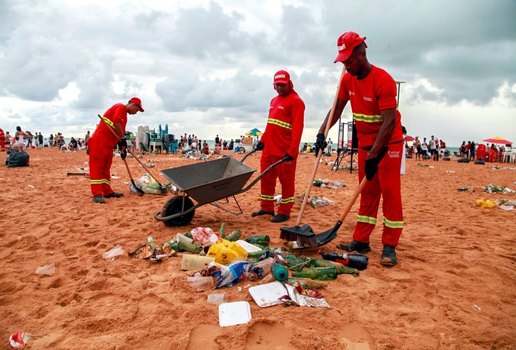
[295,67,347,226]
[338,177,367,222]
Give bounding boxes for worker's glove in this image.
[118,137,127,149]
[365,147,388,180]
[255,141,264,151]
[314,133,327,157]
[284,153,294,161]
[118,137,127,160]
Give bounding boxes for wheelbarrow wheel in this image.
[161,196,195,226]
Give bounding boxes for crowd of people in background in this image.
[1,126,511,164]
[409,135,447,161]
[0,126,90,152]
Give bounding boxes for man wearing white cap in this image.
[89,97,144,204]
[252,70,305,223]
[315,32,404,266]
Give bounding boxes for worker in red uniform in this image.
[252,70,305,223]
[315,32,404,266]
[89,97,144,204]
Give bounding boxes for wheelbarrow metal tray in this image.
[161,157,256,205]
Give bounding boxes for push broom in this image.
[280,66,348,248]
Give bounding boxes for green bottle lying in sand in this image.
[311,259,359,276]
[291,266,338,280]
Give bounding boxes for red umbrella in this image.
[482,136,512,145]
[405,135,415,142]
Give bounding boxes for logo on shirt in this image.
[363,96,373,102]
[388,151,400,158]
[349,90,355,96]
[277,106,285,110]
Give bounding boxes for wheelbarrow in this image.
[154,150,288,226]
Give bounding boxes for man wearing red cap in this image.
[89,97,144,203]
[252,70,305,223]
[315,32,404,266]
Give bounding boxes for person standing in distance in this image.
[315,32,404,266]
[252,70,305,223]
[89,97,144,204]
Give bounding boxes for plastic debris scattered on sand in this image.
[9,331,31,349]
[102,245,125,260]
[35,263,56,276]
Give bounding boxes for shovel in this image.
[280,66,346,247]
[97,115,145,195]
[97,114,167,194]
[282,177,367,250]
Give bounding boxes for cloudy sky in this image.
[0,0,515,146]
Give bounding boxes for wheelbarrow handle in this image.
[240,147,258,164]
[239,155,290,193]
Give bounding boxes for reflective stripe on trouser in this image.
[352,142,404,247]
[88,141,114,197]
[259,153,296,215]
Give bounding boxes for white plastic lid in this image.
[218,301,252,327]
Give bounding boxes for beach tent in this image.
[482,136,512,145]
[246,128,263,136]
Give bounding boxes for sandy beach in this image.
[1,147,515,349]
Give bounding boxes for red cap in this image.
[129,97,144,112]
[334,32,367,63]
[273,70,290,84]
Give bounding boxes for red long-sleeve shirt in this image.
[91,103,128,148]
[260,91,305,158]
[338,65,403,148]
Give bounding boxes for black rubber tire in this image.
[161,196,195,226]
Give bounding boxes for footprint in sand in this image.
[244,320,293,349]
[186,324,222,350]
[338,324,373,349]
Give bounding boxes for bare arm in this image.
[368,108,396,159]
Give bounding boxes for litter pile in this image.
[126,223,368,326]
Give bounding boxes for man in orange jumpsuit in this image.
[315,32,404,266]
[252,70,305,223]
[89,97,144,204]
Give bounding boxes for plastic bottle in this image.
[271,262,289,282]
[246,257,274,281]
[291,266,338,280]
[187,276,215,292]
[207,293,227,305]
[319,251,368,271]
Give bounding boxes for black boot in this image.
[251,209,274,217]
[337,240,371,254]
[380,245,398,266]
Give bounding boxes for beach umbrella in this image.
[405,135,415,142]
[246,128,263,136]
[482,136,512,145]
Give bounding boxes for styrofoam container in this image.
[218,301,252,327]
[236,240,263,253]
[248,281,287,307]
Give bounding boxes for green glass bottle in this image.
[291,266,338,280]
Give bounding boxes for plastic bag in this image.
[35,263,56,276]
[207,239,248,265]
[102,245,125,259]
[136,173,163,194]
